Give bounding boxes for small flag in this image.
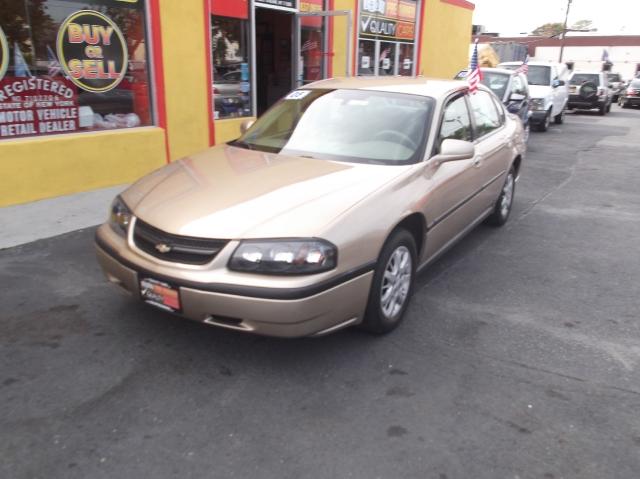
[602,49,610,62]
[14,42,32,77]
[47,45,62,77]
[301,39,319,53]
[467,40,482,94]
[380,47,391,61]
[515,54,529,75]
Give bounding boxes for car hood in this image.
[121,145,409,239]
[528,85,553,100]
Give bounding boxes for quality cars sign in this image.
[359,0,417,41]
[56,10,128,93]
[0,25,8,82]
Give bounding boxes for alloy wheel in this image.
[500,173,515,219]
[380,246,412,319]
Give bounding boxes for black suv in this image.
[618,79,640,108]
[567,71,612,115]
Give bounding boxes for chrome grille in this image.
[133,219,228,265]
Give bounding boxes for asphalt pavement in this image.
[2,106,640,479]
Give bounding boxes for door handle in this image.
[473,156,482,167]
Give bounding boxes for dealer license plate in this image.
[139,277,181,313]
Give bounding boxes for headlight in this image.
[530,99,545,111]
[108,196,132,236]
[228,239,337,275]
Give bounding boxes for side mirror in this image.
[432,139,475,165]
[509,92,526,102]
[240,119,255,135]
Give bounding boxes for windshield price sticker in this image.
[285,90,311,100]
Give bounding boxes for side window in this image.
[438,96,472,149]
[512,75,526,95]
[469,91,502,137]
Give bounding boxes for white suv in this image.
[500,61,569,132]
[567,71,612,115]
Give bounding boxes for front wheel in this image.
[360,229,417,334]
[598,102,606,116]
[538,110,551,132]
[486,167,516,227]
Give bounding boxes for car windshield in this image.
[526,66,551,86]
[231,89,435,164]
[570,73,600,86]
[481,72,510,100]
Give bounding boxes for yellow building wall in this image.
[0,128,166,207]
[418,0,473,78]
[158,0,211,158]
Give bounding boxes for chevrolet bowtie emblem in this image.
[155,243,172,253]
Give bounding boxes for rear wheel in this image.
[360,229,417,335]
[486,167,516,227]
[554,109,565,124]
[599,102,606,116]
[606,101,612,113]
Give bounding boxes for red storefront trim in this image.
[416,0,426,74]
[328,0,334,77]
[148,0,171,163]
[210,0,249,19]
[204,0,215,146]
[440,0,475,10]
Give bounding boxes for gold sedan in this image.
[95,77,526,337]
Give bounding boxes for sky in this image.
[472,0,640,36]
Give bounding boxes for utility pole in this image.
[559,0,573,63]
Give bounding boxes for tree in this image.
[531,22,565,37]
[571,19,596,32]
[0,0,56,63]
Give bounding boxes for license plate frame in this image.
[139,277,182,313]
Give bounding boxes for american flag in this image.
[515,55,529,75]
[301,39,319,53]
[380,47,391,60]
[47,45,62,77]
[467,40,482,94]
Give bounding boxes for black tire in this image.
[486,167,516,227]
[538,110,551,132]
[622,101,629,109]
[554,109,565,124]
[598,102,606,116]
[359,229,417,335]
[606,102,612,113]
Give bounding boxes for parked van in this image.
[499,61,569,132]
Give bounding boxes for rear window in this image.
[481,72,510,100]
[570,74,600,86]
[631,80,640,88]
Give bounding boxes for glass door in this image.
[294,10,352,87]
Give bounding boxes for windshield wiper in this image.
[229,139,254,150]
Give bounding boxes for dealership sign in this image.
[0,25,8,82]
[255,0,297,10]
[57,10,128,93]
[0,77,80,138]
[359,0,417,41]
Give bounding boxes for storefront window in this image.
[211,16,251,119]
[357,0,419,76]
[0,0,153,140]
[358,40,375,75]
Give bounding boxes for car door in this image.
[510,73,530,126]
[467,90,512,209]
[421,93,489,261]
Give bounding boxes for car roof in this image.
[304,76,471,98]
[570,70,602,75]
[481,67,520,76]
[500,61,557,67]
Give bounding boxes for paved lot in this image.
[2,106,640,479]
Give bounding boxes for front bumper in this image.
[95,225,374,338]
[529,110,548,124]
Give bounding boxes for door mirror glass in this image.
[240,119,255,134]
[433,139,475,164]
[509,92,526,102]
